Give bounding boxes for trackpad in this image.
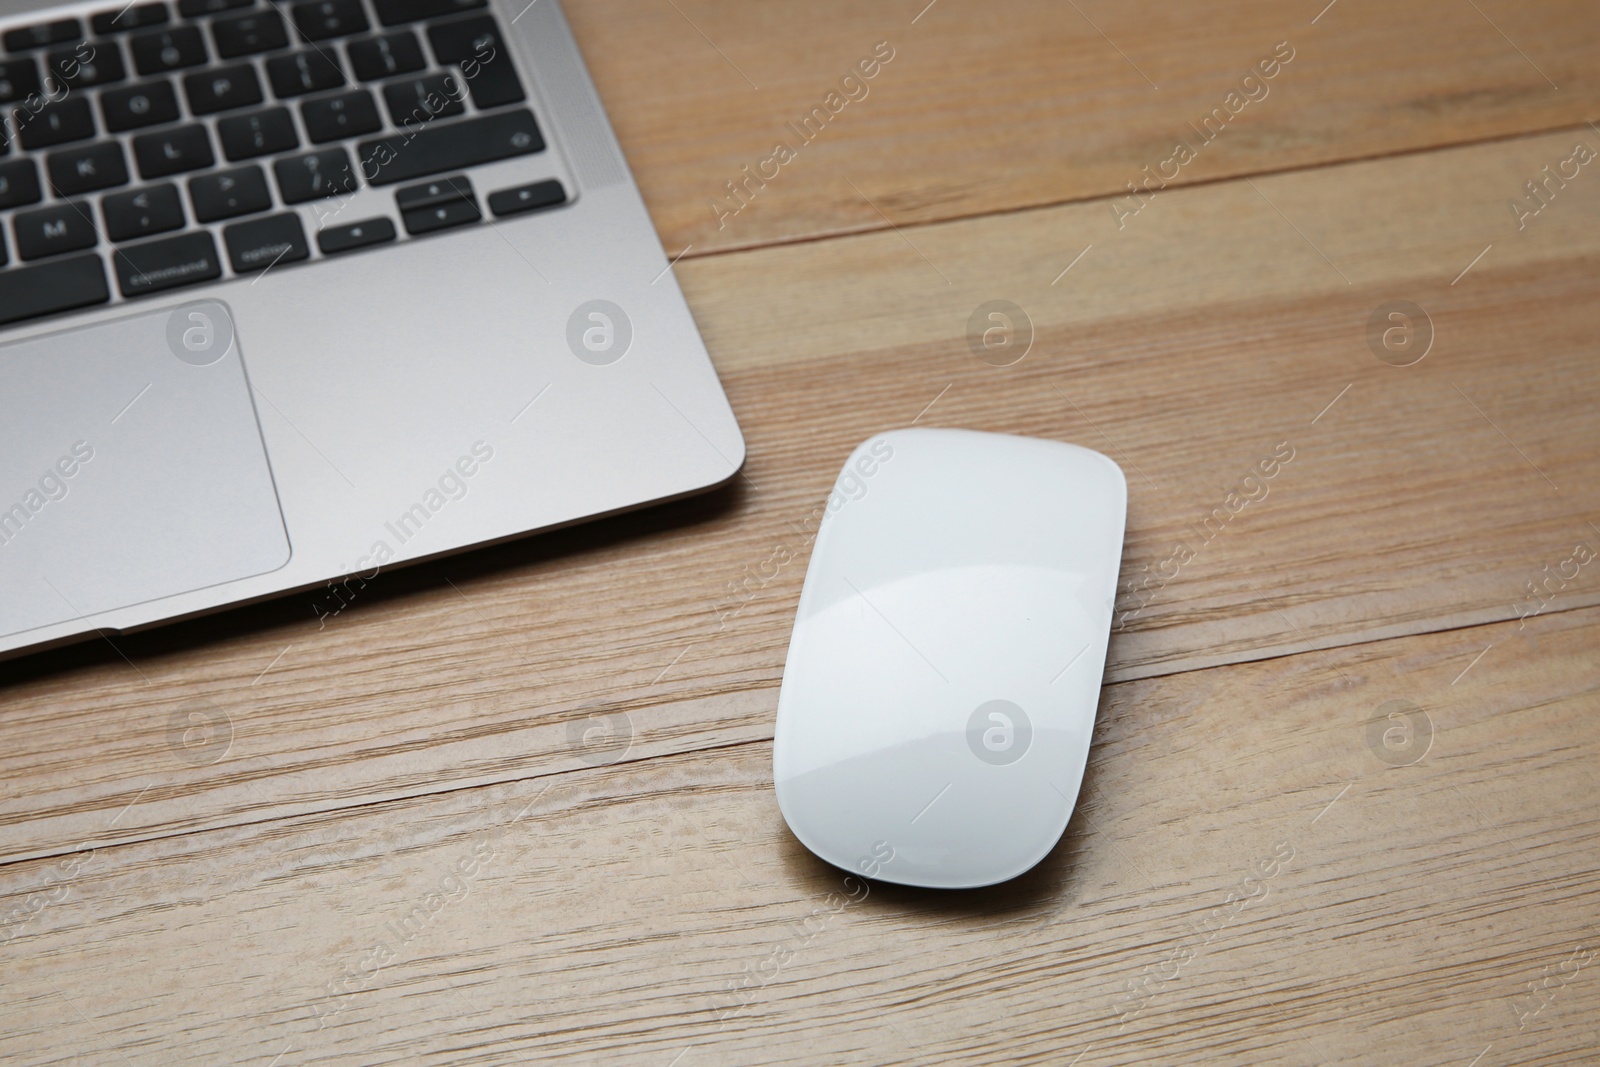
[0,301,289,640]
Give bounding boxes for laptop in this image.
[0,0,744,659]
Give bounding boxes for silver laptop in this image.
[0,0,744,659]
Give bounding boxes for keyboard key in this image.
[425,15,492,64]
[225,212,308,272]
[292,0,367,41]
[382,72,464,126]
[101,80,180,130]
[301,88,379,142]
[4,20,83,53]
[91,4,171,35]
[102,183,185,241]
[130,26,207,74]
[357,108,543,185]
[133,123,214,177]
[47,142,129,195]
[15,97,96,150]
[177,0,253,15]
[395,174,470,210]
[0,158,42,208]
[217,106,298,159]
[212,10,288,57]
[429,16,523,108]
[0,58,41,103]
[14,200,97,259]
[266,49,344,97]
[373,0,483,26]
[403,197,478,235]
[460,46,522,110]
[189,164,271,221]
[49,40,127,88]
[0,254,109,326]
[346,31,423,81]
[184,62,263,113]
[113,230,221,296]
[393,173,478,232]
[488,178,564,218]
[274,147,356,202]
[317,215,394,254]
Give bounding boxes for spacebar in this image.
[0,254,110,326]
[357,110,546,187]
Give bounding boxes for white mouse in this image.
[773,428,1127,889]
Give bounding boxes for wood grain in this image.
[3,606,1596,1065]
[4,11,1600,1061]
[566,0,1600,253]
[3,128,1598,870]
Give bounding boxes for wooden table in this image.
[5,2,1599,1063]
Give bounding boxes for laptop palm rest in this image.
[0,301,290,641]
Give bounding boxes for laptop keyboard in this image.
[0,0,568,327]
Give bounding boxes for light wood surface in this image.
[568,0,1600,253]
[5,608,1598,1065]
[3,2,1599,1064]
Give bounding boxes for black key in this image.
[458,45,522,109]
[184,63,263,113]
[91,4,171,35]
[266,49,344,97]
[4,20,83,53]
[15,97,96,150]
[382,72,464,127]
[358,108,542,186]
[273,147,356,202]
[318,215,394,254]
[102,183,185,241]
[133,123,213,177]
[177,0,253,15]
[130,26,207,74]
[189,164,271,221]
[395,174,470,210]
[212,10,288,58]
[47,142,129,195]
[425,15,492,63]
[428,16,522,108]
[114,230,221,296]
[292,0,368,41]
[101,79,180,130]
[488,178,564,218]
[225,212,307,272]
[0,58,41,103]
[0,254,109,326]
[403,197,478,235]
[301,89,379,142]
[49,41,127,88]
[346,31,423,81]
[14,200,97,259]
[217,106,297,159]
[0,228,7,265]
[373,0,483,26]
[0,159,42,208]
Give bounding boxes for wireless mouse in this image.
[773,428,1127,889]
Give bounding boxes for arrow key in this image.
[402,196,479,235]
[318,216,396,254]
